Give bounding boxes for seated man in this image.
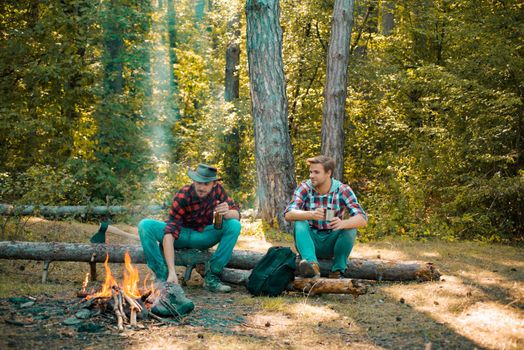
[139,163,241,298]
[284,155,367,278]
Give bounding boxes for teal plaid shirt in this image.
[284,179,366,230]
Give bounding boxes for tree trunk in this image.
[321,0,355,181]
[223,12,242,189]
[166,0,178,88]
[412,0,433,61]
[245,0,297,231]
[225,13,241,102]
[103,1,124,94]
[0,241,441,281]
[0,204,164,217]
[380,1,394,36]
[195,0,206,21]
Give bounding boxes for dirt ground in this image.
[0,218,522,349]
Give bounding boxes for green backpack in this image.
[247,246,297,297]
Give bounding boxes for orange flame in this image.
[123,251,141,298]
[144,272,155,295]
[84,252,155,300]
[81,272,90,292]
[87,254,117,299]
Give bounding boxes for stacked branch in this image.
[91,286,144,330]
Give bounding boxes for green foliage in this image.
[1,0,521,241]
[342,0,523,242]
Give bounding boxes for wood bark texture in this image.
[0,241,441,281]
[217,267,368,295]
[0,204,164,217]
[225,13,240,101]
[321,0,355,180]
[246,0,297,231]
[380,1,394,36]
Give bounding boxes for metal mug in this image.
[324,209,335,221]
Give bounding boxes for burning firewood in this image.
[112,290,124,331]
[81,251,156,330]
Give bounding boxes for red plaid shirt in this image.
[165,183,240,239]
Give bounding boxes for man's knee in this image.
[340,228,357,239]
[138,219,156,240]
[337,228,357,247]
[223,218,241,236]
[293,220,310,235]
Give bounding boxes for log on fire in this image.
[0,241,441,282]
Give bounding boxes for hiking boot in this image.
[298,260,320,278]
[203,272,232,293]
[328,270,343,279]
[151,282,194,317]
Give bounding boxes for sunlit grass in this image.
[0,218,523,349]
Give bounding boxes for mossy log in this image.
[0,241,440,281]
[0,204,164,217]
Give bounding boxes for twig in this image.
[130,307,137,326]
[117,292,127,322]
[123,292,141,327]
[123,292,143,312]
[112,292,124,331]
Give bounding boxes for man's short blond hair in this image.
[306,155,335,177]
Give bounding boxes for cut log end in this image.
[291,277,369,296]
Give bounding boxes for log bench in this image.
[0,241,441,285]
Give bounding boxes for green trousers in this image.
[293,220,357,272]
[138,218,241,281]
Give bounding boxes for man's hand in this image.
[311,208,326,221]
[327,217,346,230]
[215,202,230,215]
[166,271,178,284]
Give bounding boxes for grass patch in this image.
[0,217,522,350]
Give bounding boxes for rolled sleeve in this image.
[165,191,188,239]
[284,183,308,214]
[341,186,367,220]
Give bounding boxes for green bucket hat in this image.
[188,163,221,183]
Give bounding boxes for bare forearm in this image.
[285,210,313,221]
[162,234,178,283]
[224,209,240,220]
[342,214,368,229]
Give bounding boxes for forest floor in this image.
[0,217,522,350]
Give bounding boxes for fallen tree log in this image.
[291,277,368,295]
[0,204,165,217]
[0,241,441,281]
[216,267,368,296]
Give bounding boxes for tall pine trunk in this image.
[245,0,296,231]
[103,2,124,94]
[321,0,355,181]
[223,11,241,189]
[225,13,240,102]
[380,1,394,36]
[166,0,178,90]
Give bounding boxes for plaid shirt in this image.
[165,183,240,239]
[284,179,366,230]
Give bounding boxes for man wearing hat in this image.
[138,164,241,309]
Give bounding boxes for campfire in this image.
[80,252,157,331]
